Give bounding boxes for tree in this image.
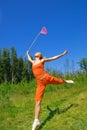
[0,49,3,83]
[64,59,70,75]
[22,59,33,82]
[16,57,24,82]
[1,48,11,82]
[78,58,87,73]
[10,47,18,83]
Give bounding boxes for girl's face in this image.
[34,52,43,59]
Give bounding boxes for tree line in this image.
[0,47,33,84]
[0,47,87,84]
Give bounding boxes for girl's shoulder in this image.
[40,58,46,64]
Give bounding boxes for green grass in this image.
[0,80,87,130]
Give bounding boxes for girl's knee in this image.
[36,100,41,106]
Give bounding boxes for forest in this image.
[0,47,34,84]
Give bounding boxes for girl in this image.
[26,50,74,130]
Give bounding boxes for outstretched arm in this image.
[43,50,68,62]
[26,51,34,63]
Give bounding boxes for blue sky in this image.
[0,0,87,73]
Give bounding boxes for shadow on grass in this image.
[38,104,78,130]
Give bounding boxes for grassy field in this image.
[0,79,87,130]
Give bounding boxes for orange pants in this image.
[35,74,64,101]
